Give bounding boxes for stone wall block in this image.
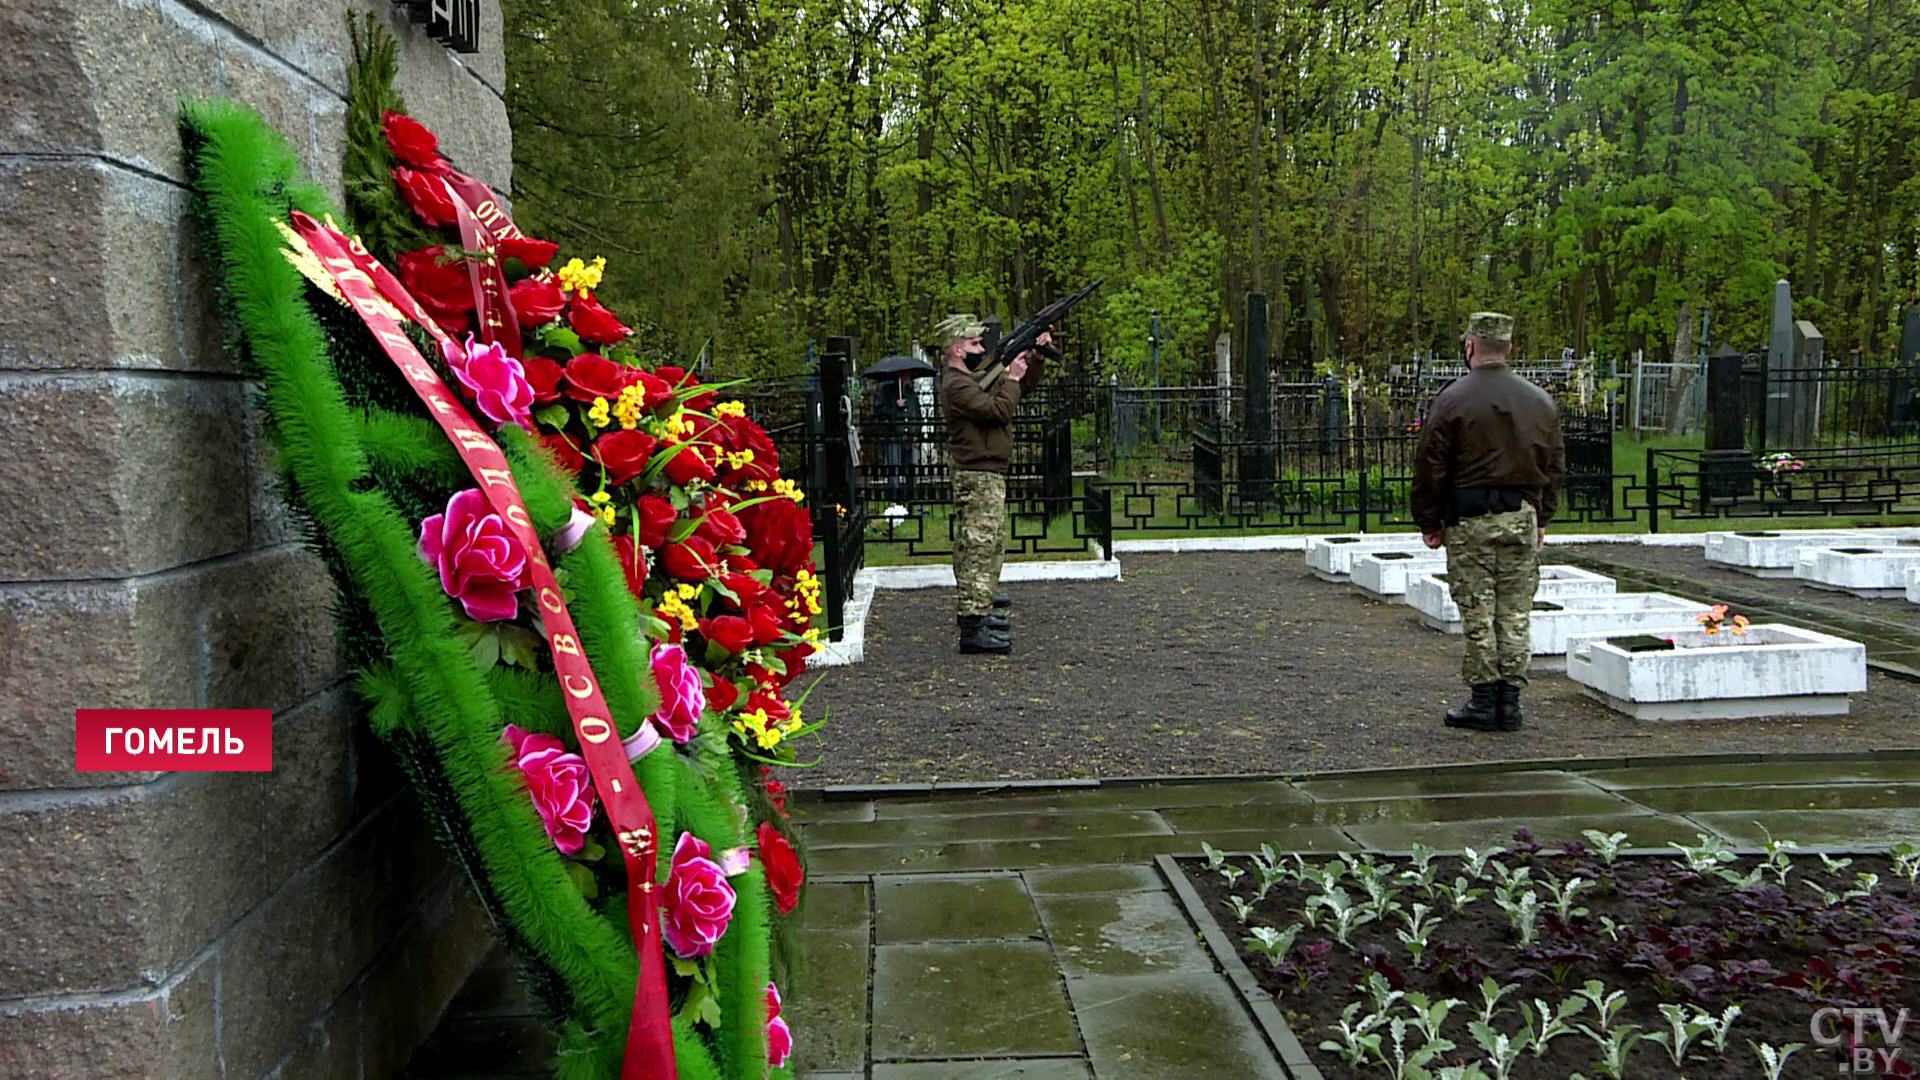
[0,576,195,791]
[388,30,457,146]
[356,882,495,1080]
[72,0,223,180]
[0,158,233,374]
[200,546,343,712]
[442,72,511,195]
[0,0,101,156]
[216,802,448,1080]
[463,0,508,95]
[0,373,253,581]
[0,952,219,1080]
[258,687,357,889]
[0,160,111,371]
[268,983,363,1080]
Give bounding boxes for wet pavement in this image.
[400,753,1920,1080]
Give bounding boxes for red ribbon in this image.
[287,212,676,1080]
[439,172,526,360]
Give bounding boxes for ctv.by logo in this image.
[1812,1007,1912,1074]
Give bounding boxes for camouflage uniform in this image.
[1446,502,1540,688]
[951,464,1007,616]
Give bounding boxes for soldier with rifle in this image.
[934,280,1101,655]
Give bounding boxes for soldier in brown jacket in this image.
[935,314,1049,654]
[1411,312,1567,731]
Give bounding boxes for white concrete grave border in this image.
[1565,623,1869,721]
[1702,529,1917,577]
[1405,566,1619,632]
[1793,544,1920,599]
[1352,551,1449,602]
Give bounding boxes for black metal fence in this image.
[746,349,1920,630]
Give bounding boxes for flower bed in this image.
[1181,831,1920,1079]
[1566,624,1868,721]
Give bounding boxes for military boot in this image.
[958,615,1012,655]
[1444,682,1502,731]
[960,611,1010,632]
[992,591,1012,609]
[1494,682,1524,731]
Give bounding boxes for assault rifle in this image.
[976,278,1104,390]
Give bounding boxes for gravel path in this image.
[792,551,1920,786]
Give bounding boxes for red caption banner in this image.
[76,709,274,772]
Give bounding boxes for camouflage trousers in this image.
[951,465,1007,617]
[1445,504,1540,688]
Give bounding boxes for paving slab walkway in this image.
[397,752,1920,1080]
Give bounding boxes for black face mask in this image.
[962,347,990,370]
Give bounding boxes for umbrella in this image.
[862,355,938,380]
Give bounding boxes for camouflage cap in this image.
[1463,311,1515,342]
[932,313,987,347]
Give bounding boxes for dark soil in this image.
[794,552,1920,786]
[1182,837,1920,1079]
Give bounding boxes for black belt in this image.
[1449,487,1528,523]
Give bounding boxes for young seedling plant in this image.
[1648,1003,1715,1067]
[1244,923,1301,967]
[1396,903,1441,965]
[1467,1020,1526,1080]
[1751,1040,1806,1080]
[1580,829,1630,866]
[1476,977,1518,1026]
[1525,996,1589,1057]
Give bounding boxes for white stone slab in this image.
[1703,529,1884,577]
[1909,567,1920,606]
[1405,566,1618,630]
[1565,623,1868,720]
[1351,552,1449,601]
[1527,593,1714,668]
[1303,535,1428,581]
[1793,544,1920,598]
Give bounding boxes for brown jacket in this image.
[940,364,1024,471]
[1410,363,1567,532]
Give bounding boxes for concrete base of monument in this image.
[1304,534,1427,582]
[1794,545,1920,599]
[1405,566,1619,631]
[1565,624,1868,721]
[1351,551,1448,601]
[1908,567,1920,605]
[1514,594,1711,671]
[1702,529,1901,577]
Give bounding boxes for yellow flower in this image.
[675,582,699,600]
[587,397,611,428]
[613,384,646,430]
[746,479,770,493]
[771,478,804,503]
[556,255,606,296]
[715,401,747,418]
[802,627,821,645]
[657,592,699,633]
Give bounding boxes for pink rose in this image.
[442,334,535,432]
[419,488,529,622]
[765,981,792,1067]
[502,724,597,855]
[649,643,705,744]
[661,832,735,958]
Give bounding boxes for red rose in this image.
[593,429,658,486]
[523,355,564,404]
[536,432,584,474]
[706,677,739,712]
[568,292,631,346]
[635,494,678,549]
[775,644,812,683]
[562,352,637,403]
[662,536,719,581]
[747,689,790,726]
[610,534,648,599]
[721,572,766,607]
[729,555,759,573]
[741,498,813,575]
[764,777,788,814]
[696,507,747,548]
[756,822,803,915]
[394,246,476,331]
[509,276,566,328]
[663,445,716,486]
[382,110,445,171]
[635,370,672,409]
[747,602,784,647]
[392,166,460,227]
[700,615,756,655]
[498,236,558,271]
